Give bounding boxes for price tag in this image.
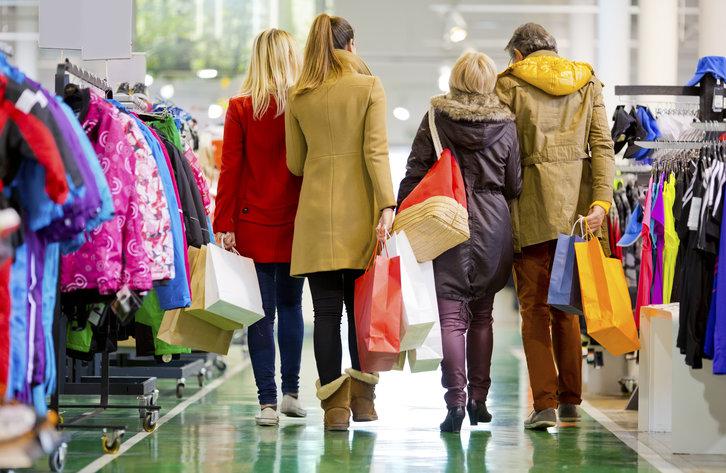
[687,197,702,231]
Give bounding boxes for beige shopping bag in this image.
[407,314,443,373]
[157,309,234,355]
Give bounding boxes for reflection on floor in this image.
[38,289,668,472]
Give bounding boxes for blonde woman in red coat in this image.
[214,29,304,427]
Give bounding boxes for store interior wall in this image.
[0,0,711,325]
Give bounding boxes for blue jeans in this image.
[249,263,305,406]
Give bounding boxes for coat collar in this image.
[333,49,373,76]
[431,90,514,122]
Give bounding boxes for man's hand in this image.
[585,205,606,232]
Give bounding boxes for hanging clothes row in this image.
[611,105,698,163]
[0,51,213,415]
[615,135,726,374]
[60,88,214,364]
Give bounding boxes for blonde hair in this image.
[292,13,354,96]
[449,51,497,95]
[240,28,300,120]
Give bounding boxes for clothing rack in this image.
[55,58,113,99]
[49,60,160,462]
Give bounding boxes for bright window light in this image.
[144,74,154,87]
[160,84,175,100]
[393,107,410,121]
[208,103,224,120]
[197,69,219,79]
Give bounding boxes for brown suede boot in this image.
[346,368,379,422]
[316,375,351,431]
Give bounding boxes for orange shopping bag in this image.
[575,227,640,356]
[393,106,469,262]
[354,241,403,372]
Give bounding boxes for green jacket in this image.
[496,50,615,251]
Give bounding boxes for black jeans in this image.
[308,269,364,386]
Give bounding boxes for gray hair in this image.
[504,23,558,59]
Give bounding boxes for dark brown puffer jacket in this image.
[397,90,522,302]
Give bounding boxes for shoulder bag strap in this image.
[428,105,444,159]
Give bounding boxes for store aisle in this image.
[44,289,656,473]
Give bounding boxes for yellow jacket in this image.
[496,50,615,251]
[286,50,396,276]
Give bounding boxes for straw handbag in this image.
[393,105,470,262]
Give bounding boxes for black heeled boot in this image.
[467,399,492,426]
[440,406,466,433]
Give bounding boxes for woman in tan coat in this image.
[286,13,396,431]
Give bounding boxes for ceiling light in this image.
[393,107,410,121]
[208,103,224,120]
[160,84,175,100]
[445,10,468,43]
[144,74,154,87]
[197,68,218,79]
[438,66,451,93]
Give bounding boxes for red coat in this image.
[214,96,302,263]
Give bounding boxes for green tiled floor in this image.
[34,292,657,472]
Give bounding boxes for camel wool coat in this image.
[286,50,396,276]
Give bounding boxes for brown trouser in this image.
[513,240,582,411]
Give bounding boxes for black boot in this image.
[467,399,492,426]
[440,406,466,433]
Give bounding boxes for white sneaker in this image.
[255,406,279,427]
[280,394,307,418]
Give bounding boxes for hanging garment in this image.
[61,90,153,295]
[134,120,190,310]
[635,177,654,326]
[711,200,726,374]
[651,175,665,305]
[116,111,174,282]
[663,173,680,304]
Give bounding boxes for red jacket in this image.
[214,95,302,263]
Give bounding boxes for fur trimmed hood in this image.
[431,90,514,122]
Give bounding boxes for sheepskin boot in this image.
[316,375,351,431]
[346,368,379,422]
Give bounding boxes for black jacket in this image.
[397,91,522,301]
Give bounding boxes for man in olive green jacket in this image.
[496,23,615,430]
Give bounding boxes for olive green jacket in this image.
[286,50,396,276]
[496,50,615,251]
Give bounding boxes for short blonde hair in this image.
[240,28,300,120]
[449,51,497,95]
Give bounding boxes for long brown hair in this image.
[292,13,354,96]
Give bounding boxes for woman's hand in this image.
[376,208,395,243]
[215,232,236,250]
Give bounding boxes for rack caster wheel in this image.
[197,371,205,387]
[142,411,158,433]
[49,442,67,472]
[176,382,185,399]
[214,359,227,372]
[101,430,123,454]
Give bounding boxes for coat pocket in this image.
[521,144,587,167]
[237,203,298,226]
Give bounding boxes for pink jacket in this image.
[118,112,175,282]
[61,91,153,294]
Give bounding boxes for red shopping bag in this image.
[354,242,403,372]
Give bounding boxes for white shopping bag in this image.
[204,244,265,330]
[386,231,437,351]
[407,315,443,373]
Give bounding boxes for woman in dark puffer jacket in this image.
[397,51,522,434]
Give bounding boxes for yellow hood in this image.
[504,51,593,96]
